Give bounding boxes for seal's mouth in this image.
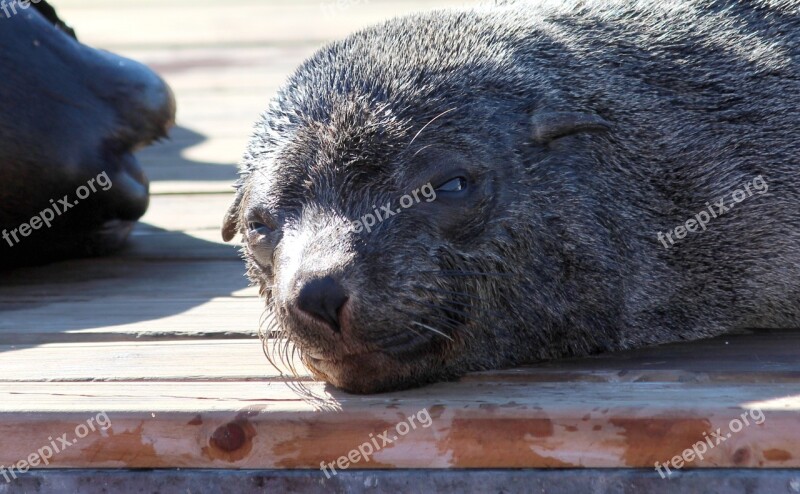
[303,349,369,365]
[84,219,136,255]
[286,322,453,393]
[301,351,367,385]
[300,350,414,394]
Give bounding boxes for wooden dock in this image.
[2,1,799,492]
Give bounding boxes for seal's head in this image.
[0,3,175,267]
[223,9,616,393]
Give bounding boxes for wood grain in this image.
[0,381,798,469]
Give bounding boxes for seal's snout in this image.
[94,52,176,227]
[90,49,177,146]
[295,276,349,333]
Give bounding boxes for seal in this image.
[223,0,800,393]
[0,1,175,267]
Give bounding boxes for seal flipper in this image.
[530,111,611,144]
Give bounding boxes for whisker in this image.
[411,321,454,341]
[280,336,295,377]
[288,344,300,378]
[411,143,435,159]
[415,286,483,301]
[407,107,458,148]
[415,300,472,320]
[259,311,285,375]
[420,295,507,320]
[397,305,470,336]
[433,271,514,278]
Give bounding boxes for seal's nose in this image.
[87,48,176,146]
[296,276,349,332]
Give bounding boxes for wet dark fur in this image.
[224,0,800,393]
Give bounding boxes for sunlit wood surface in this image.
[1,0,799,484]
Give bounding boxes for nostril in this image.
[296,276,349,332]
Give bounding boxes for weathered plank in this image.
[0,340,281,382]
[0,380,798,469]
[123,46,317,94]
[57,0,472,49]
[0,193,256,343]
[140,194,236,231]
[2,331,800,383]
[0,260,252,299]
[0,297,261,343]
[1,332,799,470]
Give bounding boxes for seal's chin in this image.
[277,297,458,392]
[84,219,136,255]
[300,349,436,394]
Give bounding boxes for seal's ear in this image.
[222,187,244,242]
[530,111,611,144]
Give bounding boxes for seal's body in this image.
[0,2,175,267]
[224,0,800,393]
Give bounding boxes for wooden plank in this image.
[137,136,244,180]
[0,260,252,299]
[0,332,800,385]
[0,380,798,469]
[121,46,317,94]
[121,228,237,259]
[140,194,235,231]
[2,331,800,383]
[0,333,799,470]
[0,256,258,343]
[56,1,474,49]
[0,192,256,343]
[0,340,285,382]
[148,181,237,195]
[0,297,261,342]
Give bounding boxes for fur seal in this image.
[0,1,175,267]
[223,0,800,393]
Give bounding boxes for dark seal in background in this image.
[0,1,175,267]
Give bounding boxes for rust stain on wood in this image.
[439,418,575,467]
[732,447,751,466]
[609,418,712,467]
[763,448,793,462]
[271,419,398,468]
[428,405,446,420]
[79,422,158,465]
[202,421,255,463]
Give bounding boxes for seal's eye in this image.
[245,217,278,268]
[248,222,273,236]
[436,176,468,194]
